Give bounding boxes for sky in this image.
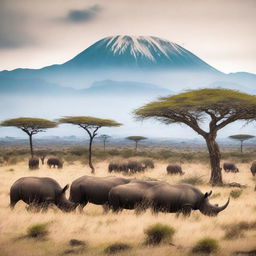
[0,0,255,74]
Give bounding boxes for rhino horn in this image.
[214,197,230,213]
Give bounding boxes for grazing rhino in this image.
[127,161,146,173]
[108,162,129,173]
[10,177,75,212]
[69,176,131,211]
[47,157,63,169]
[223,162,239,173]
[166,164,184,175]
[108,180,165,213]
[142,159,155,169]
[146,184,230,216]
[250,161,256,176]
[28,157,39,170]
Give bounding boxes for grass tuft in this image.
[26,223,49,238]
[180,176,204,185]
[223,221,256,240]
[104,242,131,254]
[192,237,219,254]
[230,189,243,199]
[144,223,175,245]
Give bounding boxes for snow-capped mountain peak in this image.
[65,35,219,72]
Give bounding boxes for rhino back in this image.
[11,177,61,203]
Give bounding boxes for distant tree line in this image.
[1,88,256,185]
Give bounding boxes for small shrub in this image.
[180,176,204,185]
[6,168,15,172]
[144,223,175,245]
[27,223,48,238]
[104,242,131,254]
[69,239,86,247]
[192,238,219,254]
[230,189,242,199]
[224,221,256,240]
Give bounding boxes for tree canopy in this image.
[126,136,147,142]
[1,117,57,159]
[1,117,57,135]
[134,88,256,185]
[58,116,122,128]
[135,88,256,137]
[229,134,255,141]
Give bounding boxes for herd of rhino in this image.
[10,175,230,217]
[9,158,256,217]
[29,157,63,170]
[109,160,256,176]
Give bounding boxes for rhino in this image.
[28,157,39,170]
[69,175,131,212]
[166,164,184,175]
[142,159,155,169]
[47,157,63,169]
[223,162,239,173]
[146,184,230,216]
[108,180,165,213]
[250,161,256,176]
[10,177,76,212]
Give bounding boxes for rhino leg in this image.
[78,202,88,213]
[181,205,192,217]
[102,204,110,214]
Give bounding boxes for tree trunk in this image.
[88,136,95,174]
[29,134,34,158]
[103,140,106,151]
[135,141,138,152]
[240,140,243,153]
[206,137,223,186]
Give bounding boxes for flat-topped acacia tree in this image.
[126,136,147,152]
[0,117,57,158]
[58,116,122,173]
[229,134,255,153]
[134,88,256,186]
[99,134,111,151]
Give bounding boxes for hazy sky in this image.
[0,0,255,73]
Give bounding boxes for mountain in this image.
[0,35,255,93]
[64,35,220,72]
[84,80,172,95]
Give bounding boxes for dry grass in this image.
[0,160,256,256]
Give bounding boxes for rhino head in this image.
[199,191,230,216]
[56,184,76,212]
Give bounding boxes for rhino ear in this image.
[62,184,69,194]
[204,190,212,198]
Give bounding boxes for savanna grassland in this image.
[0,146,256,256]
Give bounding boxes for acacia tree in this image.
[0,117,57,158]
[126,136,147,152]
[99,134,111,151]
[134,89,256,186]
[58,116,122,173]
[229,134,255,153]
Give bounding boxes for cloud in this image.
[0,2,35,49]
[64,5,102,23]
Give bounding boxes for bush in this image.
[230,189,242,199]
[27,223,48,238]
[192,238,219,254]
[104,242,131,254]
[224,221,256,240]
[144,223,175,245]
[180,176,204,185]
